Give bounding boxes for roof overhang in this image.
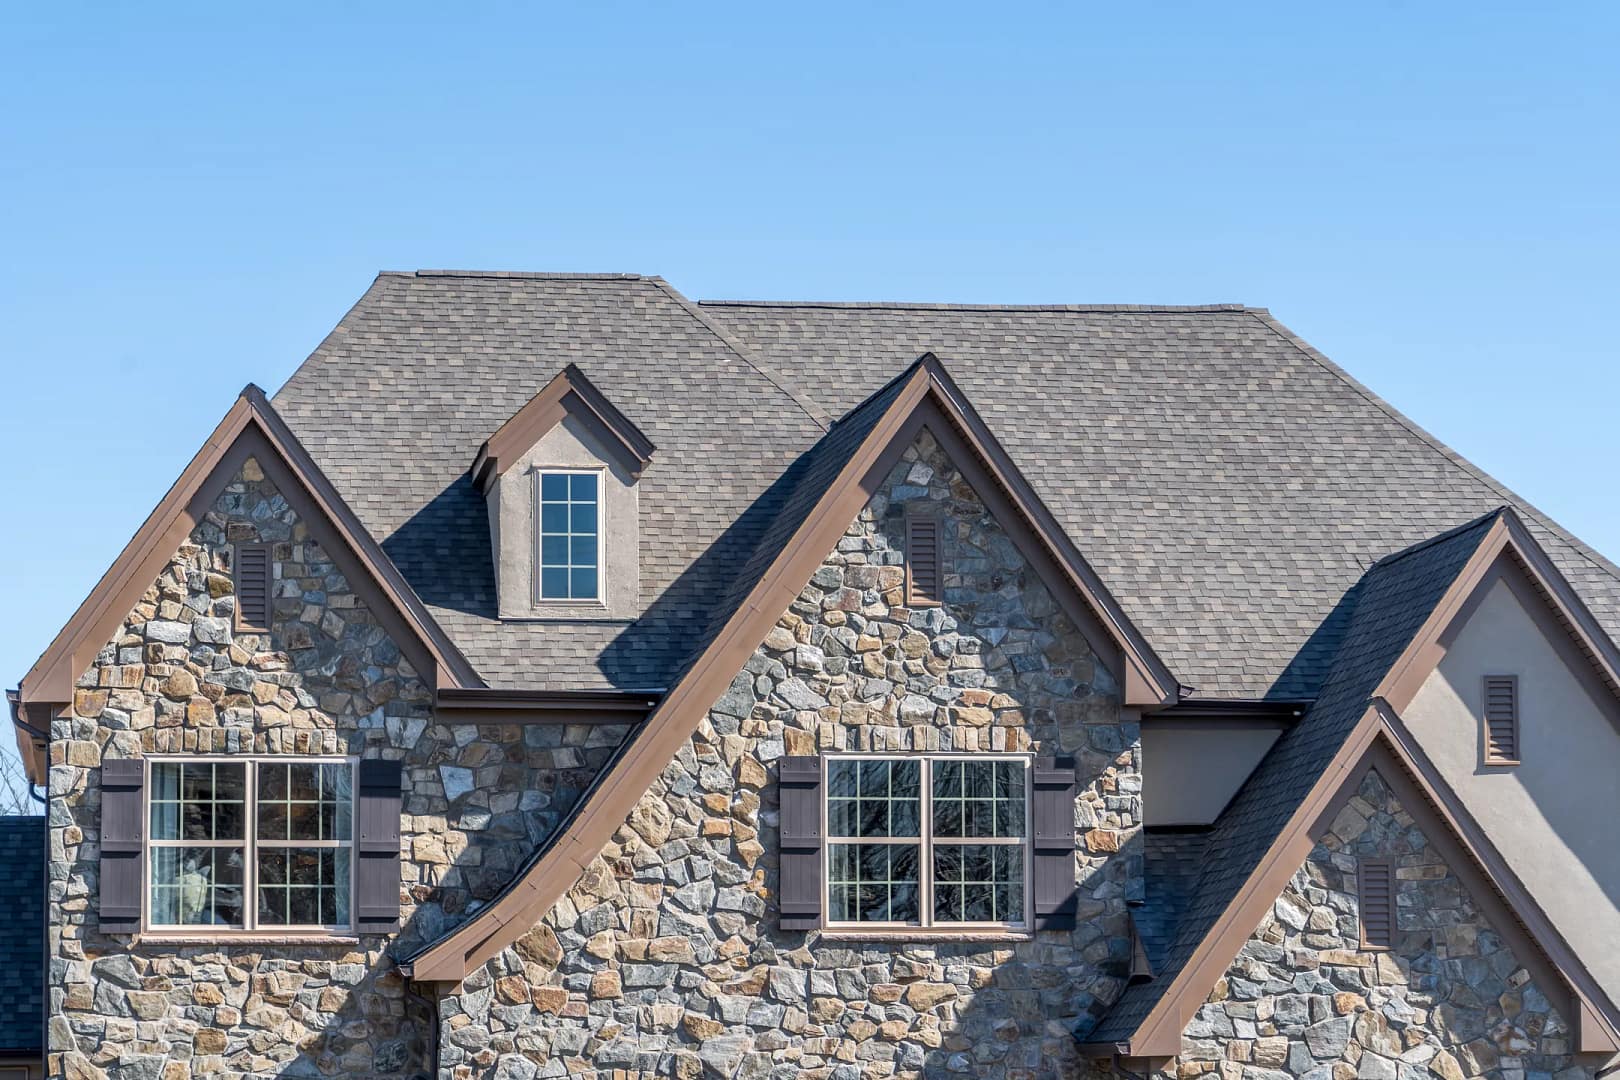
[12,386,482,783]
[471,364,655,493]
[434,688,661,725]
[402,353,1180,984]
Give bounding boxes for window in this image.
[1483,674,1519,764]
[824,755,1029,928]
[534,470,602,602]
[147,757,354,931]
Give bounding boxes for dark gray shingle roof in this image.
[0,815,43,1055]
[1087,512,1499,1042]
[699,301,1620,699]
[274,275,1620,702]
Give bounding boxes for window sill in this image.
[137,933,362,947]
[816,929,1034,944]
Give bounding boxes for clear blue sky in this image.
[2,4,1616,778]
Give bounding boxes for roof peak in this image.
[381,270,648,281]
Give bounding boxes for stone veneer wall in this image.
[437,431,1138,1080]
[48,459,628,1080]
[1165,770,1594,1080]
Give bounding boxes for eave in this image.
[433,688,661,725]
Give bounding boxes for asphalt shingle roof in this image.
[1087,512,1500,1042]
[275,274,1620,702]
[0,815,44,1055]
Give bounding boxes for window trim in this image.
[142,754,358,936]
[821,752,1033,932]
[530,466,607,607]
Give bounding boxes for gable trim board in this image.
[1082,510,1620,1060]
[471,363,657,491]
[401,354,1178,982]
[10,386,483,782]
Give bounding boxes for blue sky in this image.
[1,3,1616,778]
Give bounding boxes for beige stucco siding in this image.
[1141,724,1281,826]
[1402,574,1620,1002]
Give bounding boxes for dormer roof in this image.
[471,363,656,492]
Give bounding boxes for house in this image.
[13,270,1620,1080]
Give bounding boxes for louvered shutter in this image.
[1483,675,1519,763]
[355,758,404,933]
[234,542,272,631]
[778,755,823,931]
[1359,858,1394,948]
[100,758,145,934]
[905,517,942,607]
[1031,757,1078,930]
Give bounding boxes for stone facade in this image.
[1167,770,1594,1080]
[47,460,628,1080]
[437,431,1137,1079]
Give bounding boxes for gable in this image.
[402,355,1169,982]
[12,387,477,781]
[1402,558,1620,1006]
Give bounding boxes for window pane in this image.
[828,842,919,924]
[540,535,568,564]
[933,845,1024,924]
[160,763,246,841]
[569,473,597,500]
[934,760,1024,839]
[540,567,569,599]
[570,568,598,600]
[150,846,245,926]
[259,762,353,842]
[569,535,597,566]
[540,503,568,532]
[570,502,597,533]
[541,473,569,501]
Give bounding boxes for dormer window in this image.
[536,470,602,602]
[472,365,653,620]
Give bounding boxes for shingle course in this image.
[0,815,44,1055]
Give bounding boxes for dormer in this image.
[473,365,653,620]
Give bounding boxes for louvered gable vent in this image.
[1358,858,1394,949]
[1483,674,1519,764]
[905,516,942,608]
[235,542,272,631]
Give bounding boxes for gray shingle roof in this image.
[274,274,1620,702]
[699,301,1620,699]
[1086,512,1500,1043]
[0,815,43,1055]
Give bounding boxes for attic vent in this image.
[1483,674,1520,764]
[1358,858,1394,949]
[905,516,943,607]
[234,543,272,632]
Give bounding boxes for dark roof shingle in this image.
[0,815,43,1055]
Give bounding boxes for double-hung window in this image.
[534,470,602,602]
[146,757,354,931]
[824,754,1030,929]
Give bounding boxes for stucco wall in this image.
[488,411,641,620]
[1141,724,1282,827]
[436,430,1136,1079]
[1166,769,1593,1080]
[47,460,627,1080]
[1401,571,1620,1004]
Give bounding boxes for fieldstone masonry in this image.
[437,431,1139,1079]
[1160,770,1595,1080]
[46,460,628,1079]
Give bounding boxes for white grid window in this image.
[147,757,354,932]
[824,755,1030,929]
[534,470,602,602]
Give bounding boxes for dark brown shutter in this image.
[905,517,942,608]
[1483,675,1519,763]
[355,758,403,933]
[100,758,145,934]
[1358,858,1394,948]
[1031,757,1078,930]
[234,542,272,632]
[778,755,823,931]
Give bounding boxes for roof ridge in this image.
[1249,310,1620,586]
[647,277,833,430]
[1366,508,1505,572]
[390,270,647,281]
[700,299,1256,314]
